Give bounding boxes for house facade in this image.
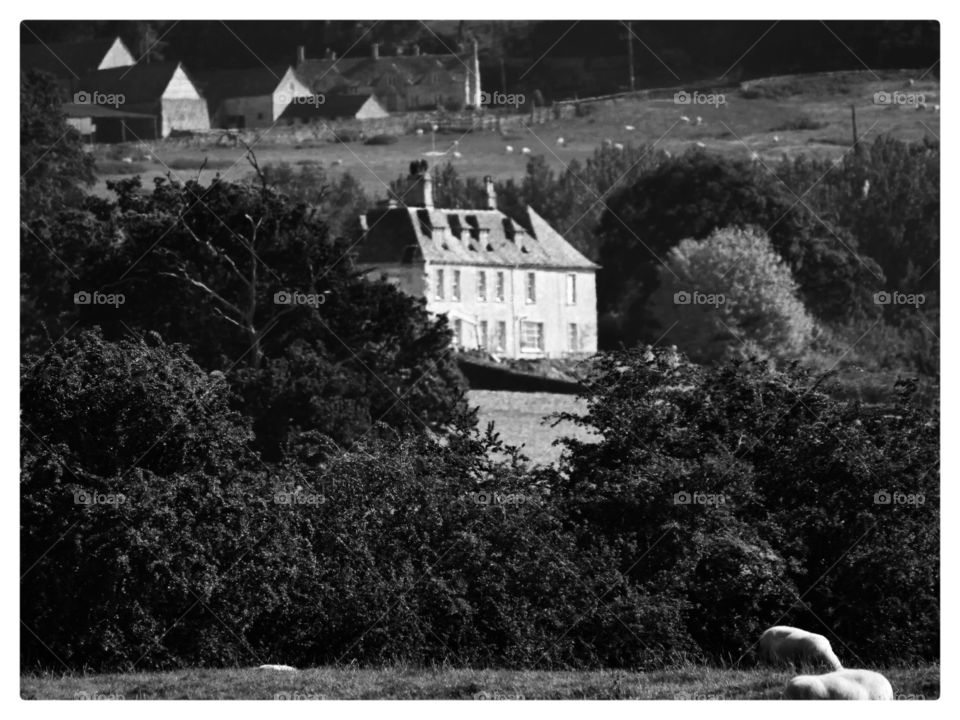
[296,41,481,112]
[196,66,313,128]
[357,162,598,359]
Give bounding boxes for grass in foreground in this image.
[21,664,939,700]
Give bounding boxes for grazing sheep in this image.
[556,136,565,145]
[773,134,781,143]
[121,156,133,164]
[624,124,635,130]
[695,141,706,148]
[452,151,462,158]
[759,626,842,671]
[934,104,940,113]
[258,664,297,672]
[505,145,514,153]
[908,78,916,87]
[783,669,893,700]
[680,115,691,123]
[695,116,703,125]
[602,137,613,147]
[749,151,761,163]
[416,128,424,136]
[613,142,624,150]
[331,159,343,166]
[521,147,532,154]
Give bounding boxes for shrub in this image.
[647,227,815,362]
[554,346,939,664]
[363,133,399,145]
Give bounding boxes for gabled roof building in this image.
[358,162,598,358]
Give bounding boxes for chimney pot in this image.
[406,160,433,208]
[371,42,380,60]
[297,45,306,64]
[412,44,421,56]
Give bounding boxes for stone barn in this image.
[279,93,389,125]
[195,65,313,129]
[72,62,210,138]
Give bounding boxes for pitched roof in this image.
[279,93,384,121]
[21,37,126,78]
[61,102,157,119]
[296,53,470,92]
[193,65,295,103]
[359,204,597,270]
[72,62,199,106]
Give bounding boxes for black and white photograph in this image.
[13,5,944,705]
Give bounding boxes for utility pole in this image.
[625,21,636,93]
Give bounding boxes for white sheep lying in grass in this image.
[783,669,893,700]
[258,664,297,672]
[759,626,842,670]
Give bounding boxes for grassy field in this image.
[89,69,940,199]
[21,664,939,700]
[467,390,597,466]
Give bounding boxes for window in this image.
[479,320,489,349]
[520,321,544,352]
[495,271,505,302]
[435,269,445,300]
[525,272,536,304]
[494,321,506,352]
[566,274,577,305]
[452,270,461,301]
[567,323,579,351]
[453,318,463,346]
[477,271,487,302]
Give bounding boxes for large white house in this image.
[357,161,598,359]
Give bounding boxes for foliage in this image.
[20,70,95,221]
[20,330,683,669]
[553,347,939,664]
[777,135,939,294]
[22,169,465,460]
[647,227,816,362]
[597,149,883,346]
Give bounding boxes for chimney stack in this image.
[484,175,496,209]
[406,160,433,208]
[324,47,336,60]
[371,42,380,60]
[412,43,421,56]
[296,45,306,64]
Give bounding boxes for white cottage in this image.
[357,162,599,359]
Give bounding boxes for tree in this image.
[39,166,466,459]
[647,227,816,363]
[598,149,883,345]
[20,70,94,221]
